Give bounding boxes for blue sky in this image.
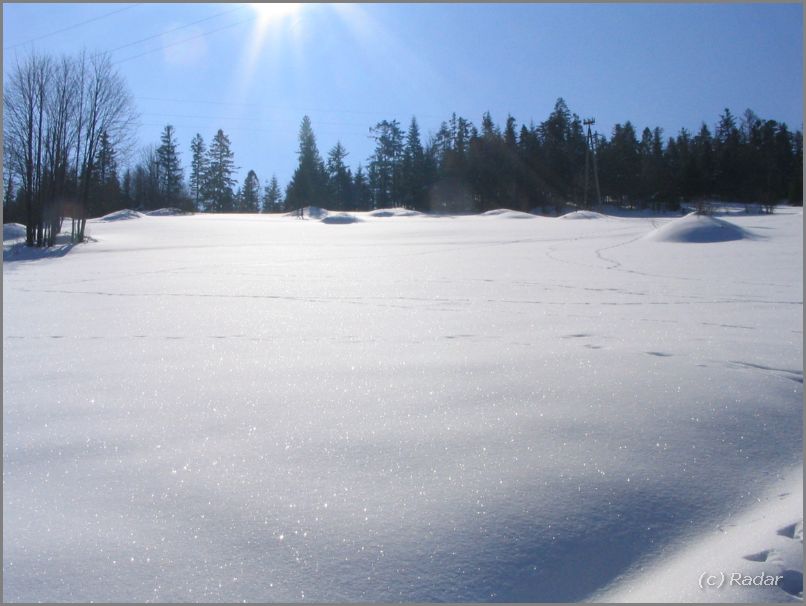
[3,3,803,192]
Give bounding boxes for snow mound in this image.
[559,210,608,220]
[3,223,27,241]
[146,208,184,216]
[369,207,423,217]
[481,209,535,219]
[94,209,145,222]
[646,212,750,243]
[285,206,329,219]
[321,213,362,224]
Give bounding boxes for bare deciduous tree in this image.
[4,49,137,247]
[43,55,79,245]
[4,52,52,246]
[73,51,137,242]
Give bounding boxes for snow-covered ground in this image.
[3,208,802,602]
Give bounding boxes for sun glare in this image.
[249,3,301,23]
[235,2,306,100]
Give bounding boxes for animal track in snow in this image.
[772,520,804,598]
[779,570,803,598]
[777,521,803,541]
[727,361,804,384]
[738,517,803,599]
[743,549,774,563]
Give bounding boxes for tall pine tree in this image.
[262,174,283,213]
[326,142,353,211]
[368,119,405,209]
[89,129,121,217]
[284,116,328,210]
[156,124,184,208]
[352,164,371,211]
[189,133,207,212]
[205,129,237,212]
[401,116,429,211]
[240,169,260,213]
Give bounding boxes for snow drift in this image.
[369,208,424,217]
[3,223,26,241]
[146,208,185,216]
[559,210,608,220]
[481,209,535,219]
[284,206,328,219]
[321,213,362,224]
[93,209,146,222]
[646,212,750,243]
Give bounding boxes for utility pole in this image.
[583,118,602,209]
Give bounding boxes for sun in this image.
[248,3,301,24]
[235,2,306,99]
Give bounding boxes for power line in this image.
[138,111,371,128]
[4,4,144,51]
[135,96,443,120]
[107,5,246,55]
[114,14,256,65]
[138,96,262,107]
[137,121,370,137]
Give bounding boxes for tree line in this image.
[4,50,803,248]
[282,100,801,215]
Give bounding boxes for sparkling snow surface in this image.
[3,209,802,602]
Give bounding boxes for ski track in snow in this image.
[3,209,802,602]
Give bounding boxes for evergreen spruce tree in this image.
[205,129,237,212]
[616,121,640,204]
[156,124,184,208]
[262,174,283,213]
[326,142,352,211]
[692,123,714,200]
[518,123,543,211]
[430,113,474,212]
[768,122,793,211]
[240,170,260,213]
[189,133,208,212]
[714,108,742,200]
[790,130,803,205]
[120,168,133,209]
[538,98,572,210]
[500,115,528,210]
[467,111,500,211]
[352,164,371,211]
[537,98,577,210]
[639,127,662,207]
[368,120,405,208]
[90,129,121,217]
[284,116,328,211]
[676,129,701,206]
[401,116,429,211]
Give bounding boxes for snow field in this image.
[3,208,802,602]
